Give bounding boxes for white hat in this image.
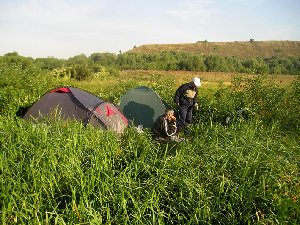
[192,77,201,87]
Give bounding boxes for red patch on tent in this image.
[106,105,116,117]
[120,113,128,125]
[51,87,70,93]
[95,107,101,115]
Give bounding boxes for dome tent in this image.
[23,87,128,134]
[118,86,171,129]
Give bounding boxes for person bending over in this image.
[174,77,201,133]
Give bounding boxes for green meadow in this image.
[1,56,300,224]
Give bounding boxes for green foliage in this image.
[50,65,93,81]
[1,52,34,70]
[0,60,299,224]
[73,64,92,80]
[177,54,206,71]
[242,58,270,74]
[35,57,64,70]
[89,52,117,66]
[92,65,109,78]
[114,52,300,75]
[196,76,300,132]
[205,55,227,72]
[51,67,74,80]
[0,54,56,115]
[1,116,299,224]
[3,50,300,76]
[66,54,89,66]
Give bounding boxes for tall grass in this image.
[0,63,299,224]
[1,115,299,224]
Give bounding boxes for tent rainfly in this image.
[118,86,170,129]
[23,87,128,134]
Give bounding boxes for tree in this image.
[66,54,88,66]
[205,55,225,72]
[35,57,64,70]
[3,52,34,70]
[89,53,117,66]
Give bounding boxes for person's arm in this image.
[174,88,180,106]
[174,84,187,106]
[164,118,177,136]
[151,116,164,136]
[193,88,198,106]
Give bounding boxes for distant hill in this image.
[129,41,300,58]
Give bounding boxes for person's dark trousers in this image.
[176,105,193,132]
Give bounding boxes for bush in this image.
[196,76,300,132]
[73,64,92,80]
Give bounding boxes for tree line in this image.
[1,51,300,80]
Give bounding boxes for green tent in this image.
[119,86,170,129]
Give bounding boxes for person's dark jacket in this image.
[151,115,177,139]
[174,82,198,107]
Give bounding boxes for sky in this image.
[0,0,299,59]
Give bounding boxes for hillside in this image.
[129,40,300,58]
